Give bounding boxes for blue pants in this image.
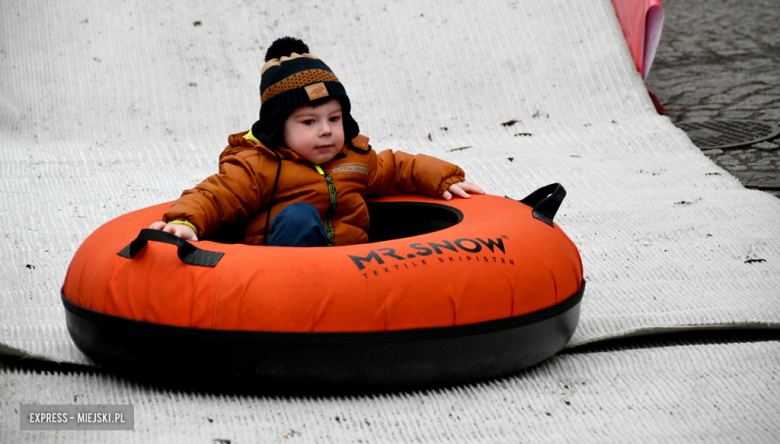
[267,202,328,247]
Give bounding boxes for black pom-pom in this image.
[265,37,310,62]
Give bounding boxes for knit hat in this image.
[250,37,359,148]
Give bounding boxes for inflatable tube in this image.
[62,183,584,392]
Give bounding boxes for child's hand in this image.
[442,180,486,201]
[149,221,199,241]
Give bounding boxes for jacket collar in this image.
[223,130,369,162]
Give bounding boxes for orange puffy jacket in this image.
[162,132,466,246]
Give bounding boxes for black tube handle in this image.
[117,229,224,267]
[519,183,566,227]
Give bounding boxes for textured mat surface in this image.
[1,0,779,366]
[3,340,779,443]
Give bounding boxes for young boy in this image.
[151,37,484,247]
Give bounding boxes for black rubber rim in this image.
[62,282,584,393]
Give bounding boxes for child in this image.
[150,37,484,247]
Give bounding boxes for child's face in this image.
[283,98,345,164]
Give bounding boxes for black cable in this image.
[263,149,283,246]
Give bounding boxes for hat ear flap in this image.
[251,103,359,150]
[333,96,359,143]
[343,113,360,143]
[251,112,289,149]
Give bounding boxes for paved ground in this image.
[644,0,780,197]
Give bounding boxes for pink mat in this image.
[612,0,665,111]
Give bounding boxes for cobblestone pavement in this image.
[644,0,780,197]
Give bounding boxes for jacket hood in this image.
[220,131,289,161]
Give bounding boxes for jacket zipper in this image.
[312,164,336,246]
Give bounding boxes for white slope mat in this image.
[1,0,779,365]
[3,340,779,443]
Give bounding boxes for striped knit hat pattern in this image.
[251,37,359,147]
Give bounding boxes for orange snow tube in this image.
[62,183,584,392]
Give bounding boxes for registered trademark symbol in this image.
[500,234,509,239]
